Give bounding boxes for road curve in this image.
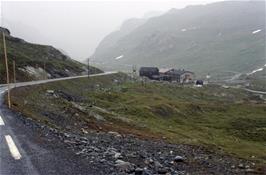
[244,88,266,95]
[0,72,117,175]
[0,71,117,88]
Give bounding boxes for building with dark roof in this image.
[159,68,194,83]
[139,67,159,79]
[139,67,194,83]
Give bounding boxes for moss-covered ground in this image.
[9,73,266,164]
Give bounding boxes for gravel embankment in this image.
[13,109,262,175]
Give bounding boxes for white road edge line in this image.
[0,115,5,126]
[5,135,22,160]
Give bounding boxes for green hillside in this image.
[10,73,266,164]
[0,27,102,84]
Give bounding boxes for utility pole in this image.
[132,65,137,81]
[43,62,46,80]
[3,32,11,108]
[88,58,90,78]
[206,73,211,85]
[13,60,16,84]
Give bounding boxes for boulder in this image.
[174,155,185,162]
[115,160,134,172]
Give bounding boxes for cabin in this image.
[139,67,159,79]
[139,67,194,83]
[159,68,194,83]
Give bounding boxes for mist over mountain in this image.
[92,1,265,76]
[3,1,199,61]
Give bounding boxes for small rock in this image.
[169,161,174,165]
[64,140,76,144]
[105,147,117,156]
[115,160,134,172]
[159,156,165,160]
[174,156,185,162]
[238,164,245,169]
[46,90,54,94]
[81,128,88,134]
[114,152,122,159]
[158,168,168,174]
[144,158,154,165]
[75,148,86,155]
[135,168,143,175]
[64,133,70,138]
[108,131,122,137]
[154,161,163,170]
[144,159,150,165]
[115,160,125,164]
[99,159,106,163]
[245,169,256,173]
[143,168,153,175]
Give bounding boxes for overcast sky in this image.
[1,0,224,62]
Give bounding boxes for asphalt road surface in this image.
[0,72,116,175]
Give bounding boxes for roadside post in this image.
[43,62,46,80]
[88,58,90,78]
[13,60,16,84]
[2,32,11,108]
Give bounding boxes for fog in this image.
[1,0,223,62]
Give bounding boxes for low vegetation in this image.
[0,27,102,83]
[247,69,266,91]
[9,73,266,164]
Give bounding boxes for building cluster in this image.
[139,67,195,83]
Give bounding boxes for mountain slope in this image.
[92,1,265,75]
[93,18,146,61]
[0,27,102,83]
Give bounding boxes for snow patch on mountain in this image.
[247,64,266,75]
[115,55,124,60]
[252,29,261,34]
[181,27,199,32]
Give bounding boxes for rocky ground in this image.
[13,108,264,175]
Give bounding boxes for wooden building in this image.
[139,67,194,83]
[139,67,159,79]
[159,68,194,83]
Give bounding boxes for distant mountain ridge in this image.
[0,27,102,83]
[92,1,265,76]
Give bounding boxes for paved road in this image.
[0,71,116,88]
[0,72,116,175]
[243,88,266,95]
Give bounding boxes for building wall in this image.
[139,69,159,79]
[180,73,194,83]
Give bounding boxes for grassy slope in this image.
[9,73,266,163]
[0,32,102,83]
[247,69,266,91]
